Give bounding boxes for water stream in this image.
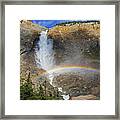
[35,30,71,100]
[35,30,55,70]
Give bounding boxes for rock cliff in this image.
[20,20,46,85]
[48,22,100,68]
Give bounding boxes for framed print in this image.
[0,0,119,119]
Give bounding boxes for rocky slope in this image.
[20,20,47,85]
[48,22,100,69]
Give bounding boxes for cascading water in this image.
[35,30,55,85]
[35,30,55,71]
[35,30,99,100]
[35,30,70,100]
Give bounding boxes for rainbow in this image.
[45,65,99,73]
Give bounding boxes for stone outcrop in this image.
[20,20,47,54]
[20,20,46,84]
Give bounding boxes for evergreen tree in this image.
[20,72,33,100]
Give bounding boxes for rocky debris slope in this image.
[52,71,100,99]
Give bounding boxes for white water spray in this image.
[61,94,70,100]
[35,30,55,70]
[35,30,70,100]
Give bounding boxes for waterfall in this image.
[35,30,55,71]
[35,30,71,100]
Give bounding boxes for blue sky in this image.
[32,20,99,28]
[32,20,72,28]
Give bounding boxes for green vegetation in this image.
[20,81,34,100]
[20,72,62,100]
